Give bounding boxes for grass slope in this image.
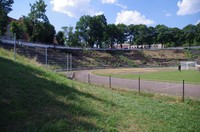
[0,48,200,131]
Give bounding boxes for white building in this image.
[115,44,164,50]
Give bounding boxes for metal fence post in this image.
[109,75,111,88]
[14,33,16,61]
[88,74,90,84]
[70,54,72,71]
[139,77,141,94]
[67,54,69,71]
[182,80,185,102]
[45,47,48,68]
[73,72,76,81]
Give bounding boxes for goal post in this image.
[180,61,197,70]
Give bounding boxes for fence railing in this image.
[0,43,73,71]
[74,72,200,101]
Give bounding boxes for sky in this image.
[9,0,200,32]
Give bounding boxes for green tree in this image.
[42,22,55,43]
[134,24,148,47]
[155,25,170,47]
[28,0,49,23]
[145,26,156,48]
[56,31,65,45]
[24,0,55,43]
[89,14,107,48]
[105,24,119,49]
[76,15,91,47]
[62,26,74,46]
[10,20,25,40]
[195,23,200,45]
[127,24,135,45]
[168,27,184,47]
[76,15,107,48]
[116,24,128,49]
[183,24,197,46]
[0,0,14,35]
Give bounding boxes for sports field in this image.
[92,68,200,84]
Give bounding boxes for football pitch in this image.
[92,68,200,84]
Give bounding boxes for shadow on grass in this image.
[0,57,110,131]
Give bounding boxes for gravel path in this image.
[74,70,200,99]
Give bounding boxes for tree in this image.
[134,24,148,47]
[10,20,25,40]
[155,25,170,47]
[116,24,128,49]
[0,0,14,35]
[56,31,65,45]
[76,15,91,47]
[23,0,55,43]
[42,22,55,43]
[145,26,156,48]
[105,24,119,49]
[76,15,107,48]
[28,0,49,23]
[183,24,197,46]
[62,26,74,46]
[195,23,200,45]
[168,27,184,47]
[127,24,135,45]
[89,14,107,48]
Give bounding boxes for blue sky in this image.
[9,0,200,32]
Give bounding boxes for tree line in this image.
[1,0,200,48]
[0,0,55,44]
[57,15,200,48]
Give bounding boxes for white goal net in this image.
[180,61,197,70]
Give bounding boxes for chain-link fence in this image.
[74,71,200,101]
[0,43,73,71]
[1,42,200,100]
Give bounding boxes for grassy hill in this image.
[0,47,200,131]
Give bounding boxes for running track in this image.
[74,70,200,99]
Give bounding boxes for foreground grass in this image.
[93,69,200,84]
[0,48,200,131]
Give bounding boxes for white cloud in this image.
[115,3,127,9]
[101,0,127,9]
[102,0,117,4]
[177,0,200,15]
[163,10,172,17]
[50,0,103,18]
[115,10,154,25]
[195,19,200,25]
[165,13,172,17]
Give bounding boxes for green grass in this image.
[96,70,200,84]
[0,47,200,131]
